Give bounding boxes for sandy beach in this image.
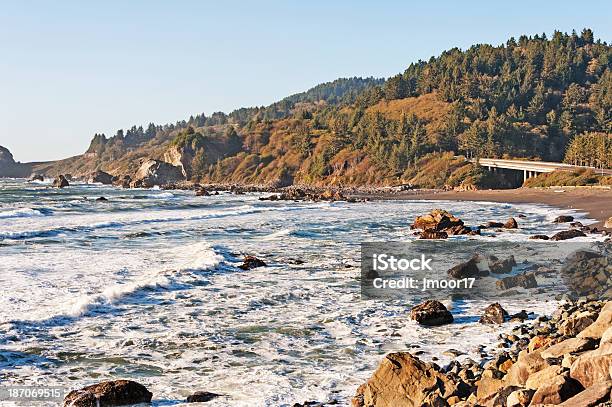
[372,187,612,230]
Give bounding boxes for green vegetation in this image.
[524,168,612,187]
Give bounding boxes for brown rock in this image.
[525,365,564,390]
[528,335,556,353]
[351,352,466,407]
[540,337,597,359]
[505,349,550,386]
[412,209,464,231]
[186,391,221,402]
[479,303,509,324]
[63,380,152,407]
[88,170,113,185]
[554,215,575,223]
[559,380,612,406]
[476,372,505,401]
[570,342,612,388]
[529,234,550,240]
[496,273,537,290]
[578,302,612,340]
[447,256,488,279]
[238,255,267,270]
[550,229,587,241]
[52,175,69,188]
[560,312,596,337]
[488,255,516,274]
[419,230,448,239]
[503,218,518,229]
[530,374,583,405]
[506,388,535,407]
[605,217,612,229]
[410,300,453,326]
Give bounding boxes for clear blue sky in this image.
[0,0,610,162]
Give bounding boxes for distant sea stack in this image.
[0,146,32,178]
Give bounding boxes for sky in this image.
[0,1,610,162]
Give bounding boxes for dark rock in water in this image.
[480,303,509,324]
[410,300,454,326]
[88,170,113,185]
[238,255,267,270]
[96,197,108,202]
[503,217,518,229]
[411,209,464,232]
[488,255,516,274]
[550,229,587,241]
[52,175,69,188]
[486,221,505,228]
[419,230,448,239]
[63,380,152,407]
[554,215,574,223]
[196,188,210,196]
[509,310,529,321]
[496,273,538,290]
[29,173,44,181]
[186,391,221,403]
[130,159,185,188]
[529,234,550,240]
[112,175,131,188]
[448,256,488,279]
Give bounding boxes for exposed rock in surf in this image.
[96,197,108,202]
[419,230,448,239]
[52,174,69,188]
[409,300,453,326]
[529,234,550,240]
[550,229,587,241]
[130,159,185,188]
[503,217,518,229]
[412,209,464,231]
[88,170,113,185]
[496,273,537,290]
[480,303,509,324]
[63,380,152,407]
[29,173,44,181]
[554,215,574,223]
[186,391,221,403]
[196,188,210,196]
[113,175,131,188]
[447,255,488,279]
[238,255,267,270]
[488,255,516,274]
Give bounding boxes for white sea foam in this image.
[0,207,48,219]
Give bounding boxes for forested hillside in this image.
[24,29,612,188]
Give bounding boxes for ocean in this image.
[0,179,601,406]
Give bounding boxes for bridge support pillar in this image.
[524,170,527,182]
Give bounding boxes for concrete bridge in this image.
[472,158,612,182]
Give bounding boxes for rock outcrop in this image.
[130,159,185,188]
[409,300,453,326]
[0,145,31,177]
[550,229,587,241]
[52,174,70,188]
[447,256,488,279]
[88,170,113,184]
[63,380,152,407]
[480,303,509,324]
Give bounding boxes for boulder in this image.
[559,380,612,406]
[478,385,522,406]
[506,388,535,407]
[485,221,504,228]
[540,337,597,359]
[476,370,505,401]
[238,255,267,270]
[560,311,596,337]
[578,302,612,340]
[503,218,518,229]
[88,170,113,184]
[186,391,221,403]
[529,374,583,405]
[554,215,575,223]
[29,173,44,181]
[113,175,131,188]
[496,273,537,290]
[551,229,587,241]
[63,380,152,407]
[479,303,509,324]
[570,342,612,388]
[447,256,488,279]
[351,352,468,407]
[52,175,69,188]
[488,255,516,274]
[419,230,448,239]
[412,209,464,231]
[605,217,612,229]
[130,159,185,188]
[524,365,564,390]
[409,300,453,326]
[529,234,550,240]
[601,326,612,344]
[504,348,550,386]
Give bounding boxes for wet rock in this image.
[186,391,221,403]
[554,215,574,223]
[550,229,587,241]
[485,221,504,228]
[529,234,549,240]
[419,230,448,239]
[530,374,583,405]
[412,209,464,231]
[496,273,537,290]
[447,256,488,279]
[113,175,131,188]
[488,255,516,274]
[52,175,70,188]
[63,380,152,407]
[479,303,509,324]
[196,188,210,196]
[88,170,113,185]
[410,300,454,326]
[503,217,518,229]
[238,255,267,270]
[96,197,108,202]
[570,342,612,388]
[29,173,44,181]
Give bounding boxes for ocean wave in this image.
[0,208,52,219]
